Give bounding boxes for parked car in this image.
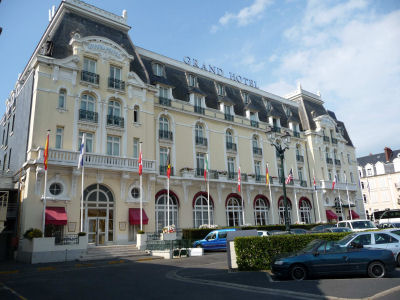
[272,239,396,280]
[337,220,377,232]
[192,229,236,251]
[310,224,335,233]
[322,227,352,233]
[337,232,400,266]
[290,228,309,235]
[257,230,270,236]
[378,223,400,229]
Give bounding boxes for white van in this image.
[337,220,377,232]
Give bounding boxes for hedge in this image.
[234,232,351,271]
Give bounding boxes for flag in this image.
[204,154,208,181]
[266,165,270,185]
[44,132,49,170]
[332,174,337,190]
[166,149,171,179]
[237,166,241,192]
[285,168,293,184]
[138,148,143,176]
[78,133,86,169]
[313,175,317,190]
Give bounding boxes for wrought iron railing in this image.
[195,168,204,177]
[226,142,237,152]
[195,136,208,147]
[255,174,266,183]
[159,130,173,140]
[225,114,234,122]
[79,109,98,123]
[227,172,237,180]
[272,126,281,133]
[108,77,125,90]
[107,115,124,127]
[194,106,205,115]
[250,120,259,128]
[253,147,262,156]
[81,70,99,85]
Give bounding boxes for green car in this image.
[272,239,396,280]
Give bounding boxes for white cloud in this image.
[211,0,273,32]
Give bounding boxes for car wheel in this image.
[367,261,386,278]
[290,264,307,281]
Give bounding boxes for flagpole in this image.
[345,174,352,221]
[42,130,50,235]
[313,170,321,223]
[167,149,170,230]
[239,167,245,226]
[206,154,210,227]
[78,133,86,233]
[139,142,143,231]
[267,163,274,224]
[336,175,344,220]
[81,165,84,232]
[293,165,300,223]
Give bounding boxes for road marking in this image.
[0,282,27,300]
[368,284,400,299]
[0,270,19,275]
[136,257,163,262]
[108,260,125,264]
[37,266,56,271]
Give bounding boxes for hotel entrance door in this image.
[88,217,106,245]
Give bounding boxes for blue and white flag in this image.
[78,133,86,169]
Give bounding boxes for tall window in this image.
[325,147,330,159]
[160,147,168,168]
[193,194,214,228]
[242,92,249,104]
[224,105,233,116]
[133,138,139,158]
[350,172,354,183]
[252,136,258,148]
[296,144,301,156]
[155,193,178,232]
[254,197,269,225]
[108,100,121,117]
[55,127,63,149]
[226,130,233,144]
[347,153,351,164]
[159,87,169,99]
[196,153,205,174]
[58,89,66,109]
[226,197,242,226]
[83,58,96,73]
[133,105,139,123]
[188,74,197,87]
[299,199,312,224]
[2,154,6,171]
[195,123,204,139]
[328,169,332,181]
[227,157,235,176]
[79,132,93,153]
[159,116,169,132]
[250,112,257,121]
[80,94,95,112]
[11,115,15,133]
[107,136,120,156]
[278,198,292,224]
[217,83,225,96]
[109,66,121,80]
[254,161,261,176]
[153,63,164,76]
[194,94,202,107]
[298,167,303,181]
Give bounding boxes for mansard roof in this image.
[358,149,400,166]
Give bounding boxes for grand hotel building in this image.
[0,0,364,245]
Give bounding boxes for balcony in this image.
[331,137,338,144]
[253,147,262,156]
[293,131,300,138]
[108,77,125,90]
[225,114,234,122]
[194,106,205,115]
[255,174,266,183]
[160,166,174,176]
[195,136,208,147]
[272,126,281,133]
[159,97,171,107]
[300,180,307,187]
[81,70,99,85]
[79,109,98,123]
[296,155,304,162]
[323,136,330,143]
[250,120,259,128]
[159,130,173,141]
[226,142,237,152]
[195,168,204,177]
[227,172,237,180]
[107,115,124,128]
[326,158,333,164]
[334,159,341,166]
[320,180,357,191]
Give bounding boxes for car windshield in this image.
[351,221,376,229]
[302,240,321,252]
[337,233,357,246]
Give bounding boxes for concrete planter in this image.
[160,232,176,241]
[189,248,203,256]
[151,250,172,259]
[136,233,147,250]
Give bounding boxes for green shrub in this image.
[23,228,43,240]
[137,230,145,234]
[234,232,351,271]
[78,232,86,236]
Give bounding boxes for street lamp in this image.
[266,128,291,232]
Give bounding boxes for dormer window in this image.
[153,63,164,77]
[188,74,198,87]
[283,105,292,117]
[242,92,250,104]
[264,99,272,111]
[217,83,225,96]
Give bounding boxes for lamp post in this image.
[266,129,291,232]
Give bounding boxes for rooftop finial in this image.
[122,9,127,20]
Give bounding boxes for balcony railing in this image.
[226,142,237,152]
[326,158,333,164]
[225,114,234,122]
[250,120,259,128]
[272,126,281,133]
[159,97,171,107]
[323,136,330,143]
[107,115,124,128]
[81,70,99,85]
[331,138,338,144]
[320,180,357,191]
[159,130,173,140]
[227,172,237,180]
[334,159,341,166]
[108,77,125,90]
[160,166,174,176]
[253,147,262,156]
[296,155,304,162]
[194,106,205,115]
[293,131,300,138]
[195,136,208,147]
[300,180,307,187]
[195,168,204,177]
[79,109,98,123]
[255,175,266,183]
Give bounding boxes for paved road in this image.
[0,253,400,299]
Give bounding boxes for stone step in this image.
[80,244,151,261]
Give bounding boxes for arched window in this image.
[80,94,96,122]
[108,100,121,118]
[226,195,242,226]
[159,116,169,133]
[133,105,139,123]
[58,89,66,109]
[226,130,233,144]
[155,191,179,232]
[278,197,292,225]
[252,135,258,148]
[193,193,214,228]
[296,144,301,156]
[254,196,269,225]
[299,198,312,224]
[195,123,204,139]
[325,147,330,159]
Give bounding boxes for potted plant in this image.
[161,225,177,240]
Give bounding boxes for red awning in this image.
[129,208,149,225]
[45,207,67,225]
[326,210,338,220]
[350,210,360,219]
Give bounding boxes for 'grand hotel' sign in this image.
[183,56,258,89]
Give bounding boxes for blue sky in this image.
[0,0,399,156]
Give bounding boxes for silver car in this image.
[337,231,400,266]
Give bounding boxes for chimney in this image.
[384,147,392,162]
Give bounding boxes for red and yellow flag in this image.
[266,165,270,185]
[166,149,171,179]
[237,166,241,192]
[44,132,49,171]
